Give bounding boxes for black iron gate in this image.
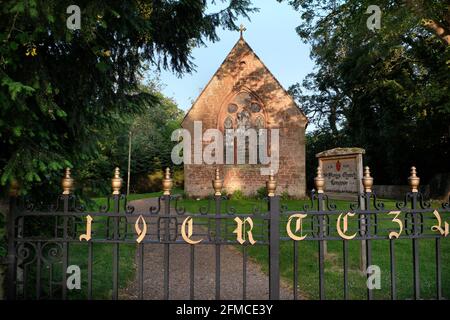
[5,166,450,300]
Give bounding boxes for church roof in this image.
[182,35,308,126]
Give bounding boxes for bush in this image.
[147,170,164,191]
[256,187,268,199]
[133,170,164,193]
[173,169,184,189]
[132,168,183,194]
[231,189,245,200]
[281,191,290,201]
[177,190,188,199]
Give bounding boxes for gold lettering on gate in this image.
[135,215,148,243]
[233,217,256,245]
[287,214,308,241]
[336,212,357,240]
[388,211,403,239]
[79,215,93,241]
[181,216,202,244]
[431,210,449,237]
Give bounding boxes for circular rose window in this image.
[227,103,238,113]
[235,92,251,106]
[250,103,261,113]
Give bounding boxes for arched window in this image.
[224,116,233,129]
[255,116,266,164]
[223,116,234,164]
[255,115,264,129]
[221,92,266,165]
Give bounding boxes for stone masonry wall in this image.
[182,38,307,198]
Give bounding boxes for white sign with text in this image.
[321,157,358,193]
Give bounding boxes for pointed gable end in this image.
[182,37,308,130]
[182,36,308,199]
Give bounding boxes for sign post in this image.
[316,148,366,271]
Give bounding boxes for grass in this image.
[67,190,173,299]
[5,191,448,300]
[178,197,450,300]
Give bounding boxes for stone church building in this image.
[182,32,308,198]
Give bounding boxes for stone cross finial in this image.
[239,24,246,38]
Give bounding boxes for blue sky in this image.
[152,1,315,112]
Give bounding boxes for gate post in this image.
[408,166,420,300]
[213,168,223,300]
[6,180,19,300]
[162,168,173,300]
[267,174,280,300]
[315,167,326,300]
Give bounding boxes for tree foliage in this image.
[0,0,257,195]
[78,82,184,196]
[284,0,450,185]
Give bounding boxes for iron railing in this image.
[5,166,450,300]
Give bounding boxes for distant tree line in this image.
[0,0,257,198]
[281,0,450,189]
[77,81,184,196]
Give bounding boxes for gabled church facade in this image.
[181,34,308,198]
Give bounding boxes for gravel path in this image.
[120,198,294,300]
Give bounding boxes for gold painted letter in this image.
[287,214,308,241]
[388,211,403,239]
[431,210,449,237]
[181,216,202,244]
[79,215,93,241]
[337,212,357,240]
[135,215,148,243]
[233,217,256,245]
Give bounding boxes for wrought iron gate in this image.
[5,166,450,300]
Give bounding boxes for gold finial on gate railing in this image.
[9,178,20,197]
[362,166,373,193]
[62,168,74,195]
[408,166,420,193]
[162,167,173,196]
[111,167,122,195]
[314,166,325,193]
[212,168,223,196]
[266,170,277,197]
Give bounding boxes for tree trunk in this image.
[0,264,4,300]
[423,19,450,45]
[0,199,9,300]
[404,0,450,45]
